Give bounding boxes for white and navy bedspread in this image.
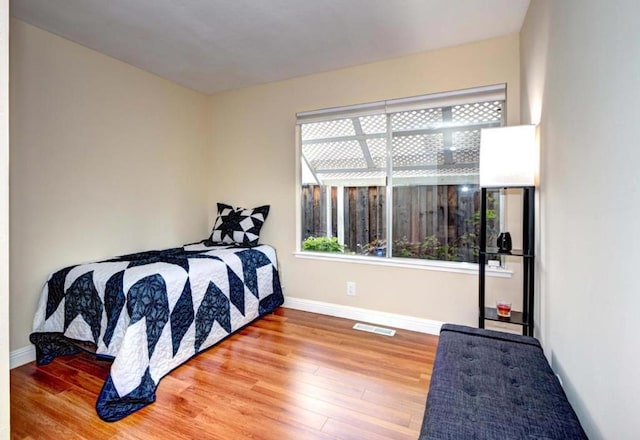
[30,242,284,421]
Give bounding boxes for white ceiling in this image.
[11,0,530,94]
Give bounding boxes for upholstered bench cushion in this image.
[419,324,587,440]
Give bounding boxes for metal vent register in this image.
[352,323,396,337]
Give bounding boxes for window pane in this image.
[298,92,505,263]
[300,115,387,254]
[389,101,504,262]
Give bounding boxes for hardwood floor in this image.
[10,308,438,440]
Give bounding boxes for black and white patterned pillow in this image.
[209,203,270,246]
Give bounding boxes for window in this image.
[298,85,505,264]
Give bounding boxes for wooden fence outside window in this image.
[301,184,499,263]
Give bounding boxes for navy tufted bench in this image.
[419,324,587,439]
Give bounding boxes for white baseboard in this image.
[10,345,35,369]
[283,297,444,335]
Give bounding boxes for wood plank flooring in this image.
[10,308,438,440]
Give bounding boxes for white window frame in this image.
[294,84,511,276]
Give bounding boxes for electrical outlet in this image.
[346,281,356,296]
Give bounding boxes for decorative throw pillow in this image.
[209,203,270,246]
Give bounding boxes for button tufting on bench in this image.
[463,385,478,397]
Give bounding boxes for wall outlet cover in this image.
[346,281,356,296]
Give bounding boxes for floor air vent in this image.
[352,323,396,336]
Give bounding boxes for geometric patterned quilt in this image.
[30,242,284,421]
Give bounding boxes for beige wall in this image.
[521,1,640,438]
[208,34,522,325]
[9,19,210,350]
[8,22,523,354]
[1,1,9,437]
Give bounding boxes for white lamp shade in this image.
[479,125,537,187]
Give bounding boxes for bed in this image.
[30,240,284,421]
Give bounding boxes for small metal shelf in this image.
[479,186,535,337]
[484,307,528,326]
[482,249,534,258]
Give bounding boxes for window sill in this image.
[293,251,513,278]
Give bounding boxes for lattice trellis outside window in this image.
[297,84,506,263]
[301,101,503,186]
